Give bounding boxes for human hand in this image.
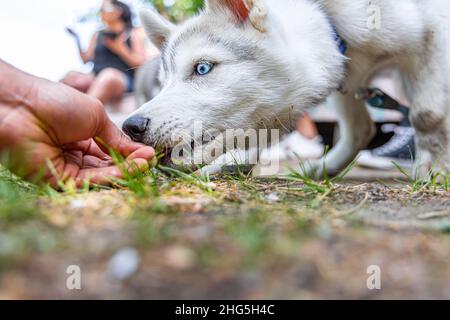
[0,62,155,187]
[104,33,128,55]
[65,27,82,48]
[65,27,79,38]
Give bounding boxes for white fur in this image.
[127,0,450,177]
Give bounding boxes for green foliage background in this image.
[79,0,205,25]
[146,0,205,22]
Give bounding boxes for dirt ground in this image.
[0,166,449,299]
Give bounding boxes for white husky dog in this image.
[123,0,450,177]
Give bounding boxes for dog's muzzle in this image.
[122,116,150,143]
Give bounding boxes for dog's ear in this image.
[140,9,175,49]
[207,0,267,32]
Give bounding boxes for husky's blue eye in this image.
[195,62,213,75]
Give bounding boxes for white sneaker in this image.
[260,131,324,163]
[357,125,415,170]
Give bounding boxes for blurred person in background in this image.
[62,0,146,104]
[357,68,415,170]
[260,114,326,164]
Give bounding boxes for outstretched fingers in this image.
[95,114,155,160]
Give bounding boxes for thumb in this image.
[96,114,155,160]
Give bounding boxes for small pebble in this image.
[265,193,280,203]
[107,247,140,281]
[70,199,86,209]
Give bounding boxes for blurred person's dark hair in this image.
[112,0,133,30]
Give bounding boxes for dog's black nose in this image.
[122,116,150,142]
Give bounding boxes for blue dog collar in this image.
[332,26,347,55]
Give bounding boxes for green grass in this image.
[0,168,62,270]
[158,165,216,194]
[0,168,39,223]
[2,150,450,276]
[223,209,272,257]
[393,162,450,192]
[132,208,179,247]
[0,223,61,270]
[285,157,358,208]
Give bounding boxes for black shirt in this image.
[92,30,135,80]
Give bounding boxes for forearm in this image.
[80,51,92,64]
[79,44,94,64]
[116,46,145,68]
[0,60,36,113]
[0,60,36,154]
